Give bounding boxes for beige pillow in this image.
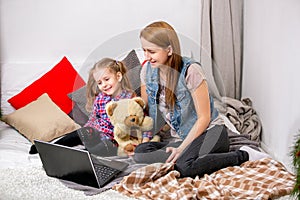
[2,93,81,143]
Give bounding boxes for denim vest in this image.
[145,57,218,140]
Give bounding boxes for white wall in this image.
[0,0,201,114]
[0,0,200,64]
[243,0,300,171]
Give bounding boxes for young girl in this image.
[133,21,269,177]
[30,58,142,156]
[80,58,136,156]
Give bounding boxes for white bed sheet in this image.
[0,121,42,169]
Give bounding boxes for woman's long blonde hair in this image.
[140,21,182,110]
[85,58,133,112]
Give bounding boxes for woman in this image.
[133,21,268,178]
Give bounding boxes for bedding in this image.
[2,93,81,143]
[0,49,295,199]
[113,158,295,199]
[0,119,294,199]
[0,121,40,169]
[221,97,262,142]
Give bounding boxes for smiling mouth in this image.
[104,87,112,92]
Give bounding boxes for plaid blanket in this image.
[113,158,295,200]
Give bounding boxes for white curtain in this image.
[200,0,244,99]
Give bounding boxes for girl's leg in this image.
[54,130,83,146]
[29,129,82,154]
[134,141,181,163]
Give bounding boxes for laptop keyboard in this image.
[94,164,120,186]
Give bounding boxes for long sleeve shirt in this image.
[84,90,135,143]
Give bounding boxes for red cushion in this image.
[8,57,85,114]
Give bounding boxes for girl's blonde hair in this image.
[85,58,133,112]
[140,21,182,110]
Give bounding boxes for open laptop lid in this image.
[34,140,129,188]
[34,139,101,188]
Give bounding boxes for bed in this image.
[0,49,295,200]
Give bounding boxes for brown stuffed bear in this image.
[105,97,160,156]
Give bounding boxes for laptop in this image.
[34,139,128,188]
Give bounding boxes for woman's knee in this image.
[133,142,156,163]
[207,125,230,153]
[217,125,230,151]
[134,142,169,164]
[134,149,166,164]
[135,141,168,153]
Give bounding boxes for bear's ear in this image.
[132,97,145,109]
[105,102,118,117]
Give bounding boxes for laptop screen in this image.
[34,140,100,188]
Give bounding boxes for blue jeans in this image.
[134,125,249,178]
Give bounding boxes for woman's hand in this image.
[165,147,182,163]
[165,81,211,164]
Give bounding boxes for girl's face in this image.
[141,37,171,68]
[93,68,122,97]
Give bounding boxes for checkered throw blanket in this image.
[113,158,295,199]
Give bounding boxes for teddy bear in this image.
[105,97,160,156]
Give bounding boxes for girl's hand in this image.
[142,137,150,143]
[165,147,182,163]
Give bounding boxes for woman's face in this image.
[93,68,122,97]
[141,37,170,68]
